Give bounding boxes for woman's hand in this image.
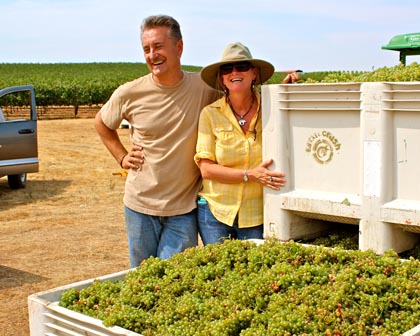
[249,159,286,190]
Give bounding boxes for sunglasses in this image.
[220,61,253,75]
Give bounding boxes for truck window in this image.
[0,90,34,122]
[0,107,5,122]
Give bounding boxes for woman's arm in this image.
[198,158,286,190]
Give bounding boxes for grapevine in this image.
[2,62,420,108]
[60,239,420,335]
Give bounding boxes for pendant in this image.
[238,119,246,126]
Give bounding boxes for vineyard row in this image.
[1,62,419,108]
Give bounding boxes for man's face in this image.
[141,26,183,80]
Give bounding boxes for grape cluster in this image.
[312,62,420,83]
[301,226,420,260]
[60,239,420,335]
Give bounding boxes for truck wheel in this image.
[8,173,27,189]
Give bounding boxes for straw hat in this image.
[200,42,274,89]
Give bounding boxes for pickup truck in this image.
[0,85,39,188]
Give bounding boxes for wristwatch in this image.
[243,170,249,182]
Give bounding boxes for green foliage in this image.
[2,62,420,107]
[270,63,420,84]
[0,63,203,107]
[0,89,32,107]
[60,239,420,335]
[1,63,150,106]
[316,63,420,83]
[267,71,335,84]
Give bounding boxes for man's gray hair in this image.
[141,15,182,41]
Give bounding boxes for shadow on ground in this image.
[0,265,48,290]
[0,179,71,211]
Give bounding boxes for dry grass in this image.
[0,119,132,335]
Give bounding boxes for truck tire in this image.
[8,173,27,189]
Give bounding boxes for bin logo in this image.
[306,130,341,164]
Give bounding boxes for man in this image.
[95,15,218,267]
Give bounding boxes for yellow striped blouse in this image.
[194,93,263,228]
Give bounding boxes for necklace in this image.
[229,94,254,126]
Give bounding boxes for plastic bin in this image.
[28,269,141,336]
[262,83,363,239]
[262,82,420,254]
[28,262,420,335]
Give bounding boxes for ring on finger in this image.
[269,176,273,182]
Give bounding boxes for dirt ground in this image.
[0,118,133,335]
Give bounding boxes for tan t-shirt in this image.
[100,71,218,216]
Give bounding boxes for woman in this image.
[195,42,286,245]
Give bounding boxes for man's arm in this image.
[94,111,128,167]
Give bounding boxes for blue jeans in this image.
[197,202,263,246]
[124,206,198,267]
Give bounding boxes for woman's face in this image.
[220,61,257,94]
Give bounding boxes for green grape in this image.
[59,239,420,335]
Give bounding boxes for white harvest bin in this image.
[262,82,420,254]
[28,263,420,335]
[28,269,142,336]
[378,82,420,233]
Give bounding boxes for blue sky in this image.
[1,0,420,72]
